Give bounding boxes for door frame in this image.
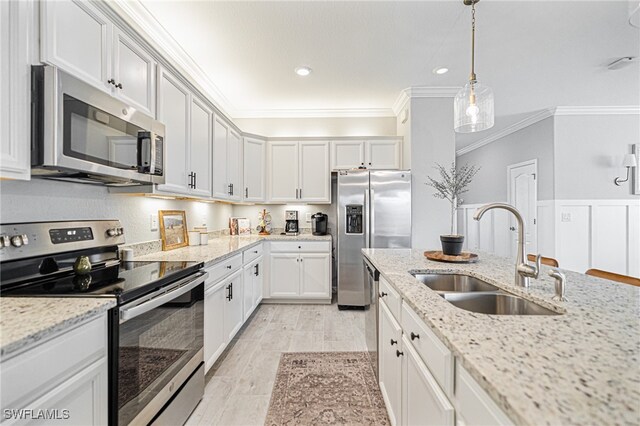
[506,159,538,256]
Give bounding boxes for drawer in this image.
[378,275,401,322]
[269,241,331,253]
[206,253,242,285]
[1,315,107,411]
[455,363,513,426]
[243,243,263,265]
[401,302,453,397]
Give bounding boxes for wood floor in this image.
[186,302,368,425]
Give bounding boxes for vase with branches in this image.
[426,162,480,255]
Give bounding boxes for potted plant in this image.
[426,162,479,256]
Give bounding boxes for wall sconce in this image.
[614,153,637,186]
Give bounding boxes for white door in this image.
[366,140,401,170]
[300,253,331,299]
[223,270,244,341]
[508,161,538,258]
[112,28,155,116]
[269,253,300,297]
[228,130,243,201]
[189,96,213,197]
[243,263,255,321]
[204,282,227,372]
[243,138,266,202]
[379,302,402,426]
[268,142,299,202]
[402,336,454,426]
[331,140,365,170]
[156,68,190,194]
[41,0,112,92]
[254,258,263,306]
[213,116,229,199]
[0,0,30,181]
[299,141,330,203]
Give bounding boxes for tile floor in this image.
[186,302,367,425]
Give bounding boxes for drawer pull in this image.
[254,250,258,253]
[396,350,404,357]
[390,339,397,346]
[298,245,301,249]
[379,292,387,298]
[226,265,232,269]
[410,332,420,341]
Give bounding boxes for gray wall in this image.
[457,117,556,204]
[0,180,232,244]
[554,114,640,200]
[408,97,456,249]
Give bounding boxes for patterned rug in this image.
[265,352,389,425]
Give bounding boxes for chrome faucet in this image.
[473,203,540,288]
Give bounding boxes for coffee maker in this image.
[312,212,328,236]
[284,210,299,236]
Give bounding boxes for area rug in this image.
[118,346,186,408]
[265,352,389,425]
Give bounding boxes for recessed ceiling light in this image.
[433,67,449,75]
[295,66,312,76]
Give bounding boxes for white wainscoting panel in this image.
[458,203,511,258]
[537,200,555,258]
[556,204,592,273]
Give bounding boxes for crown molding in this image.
[392,86,461,116]
[456,105,640,156]
[456,108,555,156]
[233,108,395,119]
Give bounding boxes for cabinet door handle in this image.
[231,183,234,195]
[229,282,233,300]
[390,339,397,346]
[228,184,233,195]
[116,82,123,89]
[245,187,248,198]
[410,332,420,341]
[254,264,259,276]
[226,265,232,269]
[396,350,404,357]
[107,78,116,86]
[193,172,197,188]
[226,284,231,301]
[379,292,387,298]
[299,188,302,199]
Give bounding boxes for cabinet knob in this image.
[369,162,372,166]
[390,339,397,346]
[116,82,123,89]
[396,350,404,358]
[410,332,420,341]
[298,246,301,249]
[379,292,387,298]
[107,78,115,85]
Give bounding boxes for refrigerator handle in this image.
[370,189,375,240]
[364,189,370,248]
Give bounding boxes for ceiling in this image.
[139,0,639,148]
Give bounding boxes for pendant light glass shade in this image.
[454,80,494,133]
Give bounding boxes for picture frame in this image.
[159,210,189,251]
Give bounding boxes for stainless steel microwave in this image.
[31,66,165,186]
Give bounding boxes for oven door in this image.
[116,272,205,426]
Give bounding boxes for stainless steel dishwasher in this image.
[363,257,380,378]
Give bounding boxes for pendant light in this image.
[454,0,494,133]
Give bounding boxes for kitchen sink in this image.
[413,273,499,293]
[442,292,560,316]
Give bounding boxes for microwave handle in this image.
[149,134,157,175]
[120,272,206,323]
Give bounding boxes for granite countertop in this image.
[0,297,116,359]
[362,248,639,426]
[135,233,332,266]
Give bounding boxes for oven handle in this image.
[119,272,207,323]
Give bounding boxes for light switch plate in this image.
[150,214,158,231]
[561,212,572,222]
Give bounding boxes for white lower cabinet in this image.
[269,253,300,297]
[379,301,403,426]
[243,256,263,321]
[204,281,227,372]
[0,315,108,425]
[299,253,331,298]
[223,270,244,342]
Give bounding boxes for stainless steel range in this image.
[0,220,207,426]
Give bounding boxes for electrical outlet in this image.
[150,214,159,231]
[561,212,572,222]
[306,213,312,223]
[201,217,207,227]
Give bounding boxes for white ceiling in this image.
[139,0,639,148]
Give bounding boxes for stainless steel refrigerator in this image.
[337,170,411,308]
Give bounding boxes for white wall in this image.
[0,179,232,244]
[235,116,397,138]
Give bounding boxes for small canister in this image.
[189,231,200,246]
[200,232,209,245]
[120,248,134,262]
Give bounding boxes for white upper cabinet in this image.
[366,139,402,169]
[157,69,189,195]
[42,0,156,116]
[268,141,330,203]
[189,96,213,197]
[331,140,365,170]
[228,130,242,201]
[41,0,111,92]
[268,141,299,202]
[0,0,30,181]
[299,141,331,203]
[243,137,266,202]
[112,27,156,116]
[213,116,229,199]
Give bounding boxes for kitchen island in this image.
[363,248,639,426]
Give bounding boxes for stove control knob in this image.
[10,235,23,247]
[0,235,9,248]
[20,234,29,245]
[107,228,118,237]
[118,227,124,235]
